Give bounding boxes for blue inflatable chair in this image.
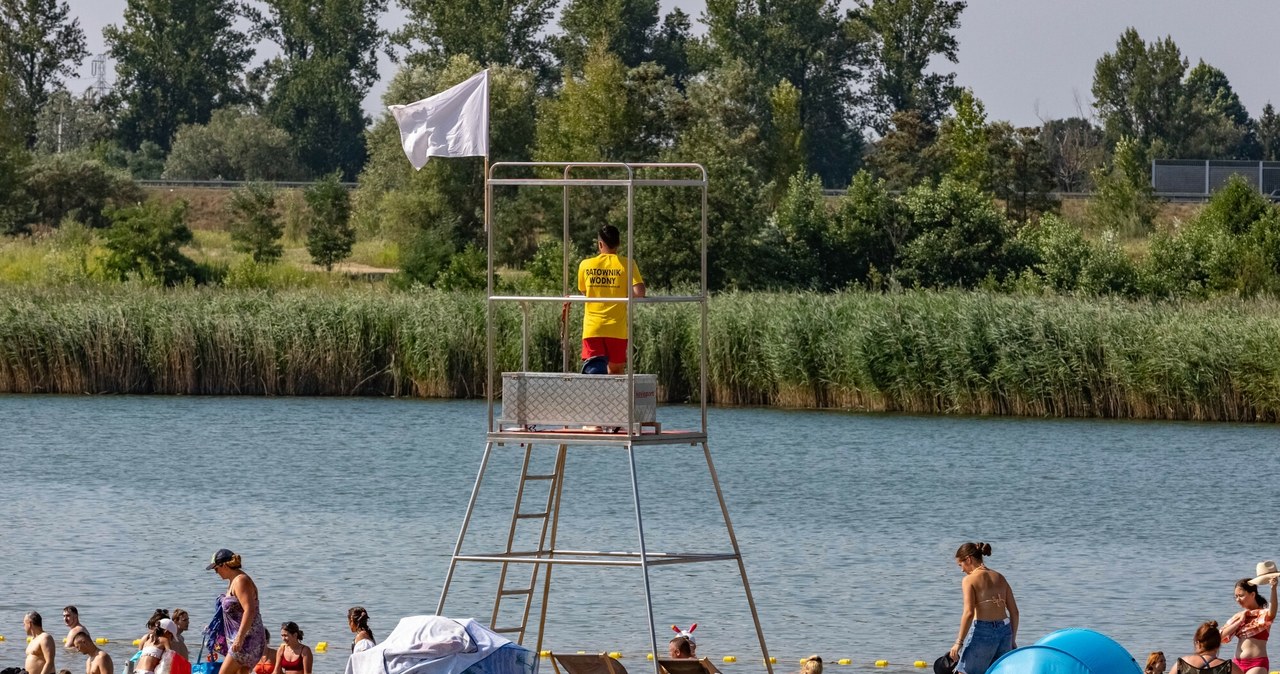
[987,628,1140,674]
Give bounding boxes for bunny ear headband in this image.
[670,623,698,644]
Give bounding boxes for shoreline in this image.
[4,287,1280,422]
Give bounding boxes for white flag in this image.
[389,69,489,170]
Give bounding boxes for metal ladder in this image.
[489,443,567,644]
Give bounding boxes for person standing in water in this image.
[70,631,113,674]
[1221,566,1278,674]
[207,549,266,674]
[347,608,375,653]
[25,611,55,674]
[949,542,1019,674]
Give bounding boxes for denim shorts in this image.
[957,619,1012,674]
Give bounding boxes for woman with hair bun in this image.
[1221,572,1278,674]
[1172,621,1241,674]
[347,608,375,653]
[949,542,1019,674]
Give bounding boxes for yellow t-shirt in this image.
[577,253,643,339]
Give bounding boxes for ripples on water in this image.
[1,396,1277,673]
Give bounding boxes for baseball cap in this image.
[206,548,235,570]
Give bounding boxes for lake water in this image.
[1,396,1278,673]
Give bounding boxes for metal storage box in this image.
[498,372,658,430]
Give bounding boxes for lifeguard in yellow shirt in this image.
[577,224,645,374]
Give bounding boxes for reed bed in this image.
[2,287,1280,421]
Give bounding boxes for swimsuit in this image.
[218,592,266,668]
[1237,610,1272,641]
[1233,609,1272,672]
[1234,656,1269,673]
[1177,655,1232,674]
[280,652,303,673]
[254,662,274,674]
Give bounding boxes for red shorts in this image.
[582,337,628,364]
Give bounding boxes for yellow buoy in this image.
[541,651,552,658]
[609,653,623,659]
[27,636,34,643]
[577,651,586,655]
[133,639,142,647]
[647,654,654,661]
[316,642,328,653]
[875,660,889,668]
[768,657,777,664]
[0,635,5,642]
[722,656,736,664]
[837,659,851,666]
[915,662,927,668]
[96,638,110,645]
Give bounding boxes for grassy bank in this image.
[2,287,1279,421]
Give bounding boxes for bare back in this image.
[88,650,114,674]
[965,568,1013,621]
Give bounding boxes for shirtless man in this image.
[24,611,56,674]
[71,631,113,674]
[63,606,87,649]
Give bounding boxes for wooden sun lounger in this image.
[551,653,630,674]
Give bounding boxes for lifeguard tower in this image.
[436,163,773,674]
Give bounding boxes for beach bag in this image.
[192,627,222,674]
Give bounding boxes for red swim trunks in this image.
[581,337,628,364]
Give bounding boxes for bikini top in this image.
[280,652,303,672]
[1238,609,1273,641]
[141,645,164,660]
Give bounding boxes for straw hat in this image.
[1250,561,1280,586]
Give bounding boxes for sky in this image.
[64,0,1280,128]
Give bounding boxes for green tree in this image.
[1091,28,1193,156]
[102,199,196,284]
[32,90,110,155]
[552,0,663,73]
[895,177,1028,288]
[1088,136,1157,236]
[935,89,989,187]
[852,0,965,134]
[261,0,387,179]
[769,171,832,288]
[1183,60,1257,159]
[228,183,284,263]
[163,107,305,181]
[830,171,899,286]
[0,71,31,235]
[1259,103,1280,161]
[649,8,695,85]
[23,154,144,229]
[394,0,553,73]
[863,109,943,190]
[633,62,772,290]
[104,0,255,151]
[987,123,1057,222]
[0,0,87,147]
[305,173,356,271]
[766,79,805,205]
[703,0,863,185]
